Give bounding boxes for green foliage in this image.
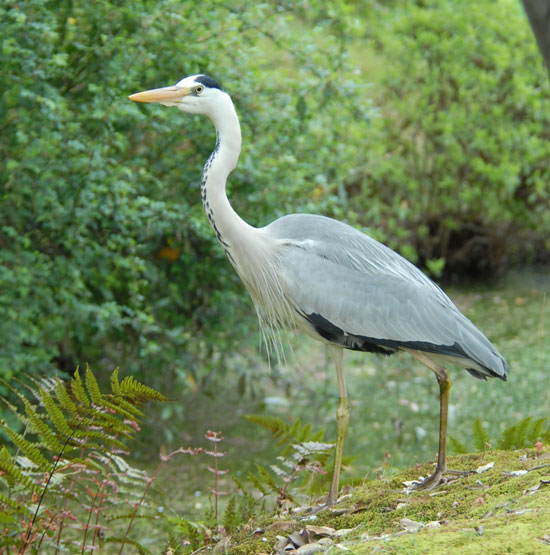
[498,417,550,450]
[0,367,169,553]
[244,414,325,455]
[0,0,367,393]
[245,414,338,506]
[472,418,492,451]
[450,416,550,454]
[350,0,550,275]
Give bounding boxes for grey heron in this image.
[129,75,508,505]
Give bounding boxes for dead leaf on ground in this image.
[399,518,424,532]
[305,525,336,537]
[267,520,297,532]
[476,462,495,474]
[503,470,528,477]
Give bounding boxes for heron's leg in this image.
[328,347,349,505]
[408,351,451,490]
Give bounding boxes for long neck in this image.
[200,96,255,259]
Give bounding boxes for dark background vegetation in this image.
[1,0,549,478]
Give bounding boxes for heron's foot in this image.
[412,466,445,491]
[408,466,475,491]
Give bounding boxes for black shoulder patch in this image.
[195,75,223,90]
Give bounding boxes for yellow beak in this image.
[128,86,191,103]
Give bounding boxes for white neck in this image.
[197,91,296,352]
[200,94,256,261]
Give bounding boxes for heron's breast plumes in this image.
[228,236,298,359]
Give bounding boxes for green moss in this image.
[227,448,550,553]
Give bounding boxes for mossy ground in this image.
[228,448,550,554]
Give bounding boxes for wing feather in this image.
[265,214,508,379]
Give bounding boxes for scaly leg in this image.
[328,347,350,505]
[408,351,451,490]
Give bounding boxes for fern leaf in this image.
[0,395,29,428]
[119,375,169,402]
[527,418,547,444]
[448,435,469,454]
[288,418,301,441]
[0,491,32,515]
[85,364,104,406]
[71,368,90,408]
[103,536,152,555]
[40,388,72,439]
[472,419,491,451]
[103,398,144,421]
[0,444,38,491]
[223,495,238,534]
[246,471,267,495]
[71,429,130,451]
[65,457,105,473]
[0,493,32,521]
[514,417,533,448]
[311,428,326,442]
[110,367,121,395]
[54,378,78,416]
[255,464,279,494]
[1,422,50,470]
[498,423,518,450]
[297,422,312,442]
[244,414,288,439]
[22,398,66,453]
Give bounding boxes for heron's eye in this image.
[194,85,204,95]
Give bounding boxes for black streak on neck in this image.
[200,134,234,263]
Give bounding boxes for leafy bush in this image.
[0,0,368,385]
[349,0,550,277]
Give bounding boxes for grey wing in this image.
[266,214,508,380]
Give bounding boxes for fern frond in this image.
[472,418,491,451]
[40,388,72,439]
[103,536,152,555]
[497,417,537,449]
[71,368,90,408]
[71,429,129,451]
[118,375,169,403]
[85,364,104,406]
[448,435,469,454]
[246,471,267,495]
[498,423,518,450]
[287,419,301,443]
[102,398,144,421]
[1,394,29,428]
[527,418,547,444]
[110,368,121,395]
[55,378,78,415]
[0,445,37,491]
[0,422,50,470]
[297,422,312,443]
[514,417,533,448]
[244,414,288,438]
[22,398,66,453]
[311,429,325,442]
[0,491,31,515]
[255,464,279,494]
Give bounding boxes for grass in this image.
[226,446,550,554]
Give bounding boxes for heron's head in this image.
[129,74,226,115]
